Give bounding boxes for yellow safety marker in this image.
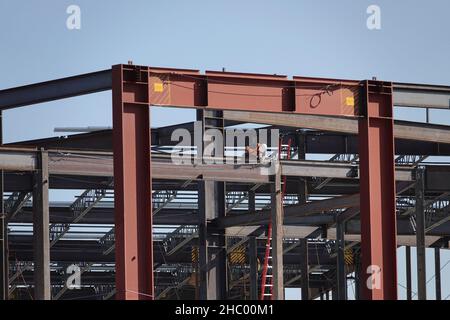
[345,97,355,107]
[154,82,164,92]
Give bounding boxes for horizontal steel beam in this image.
[0,150,414,182]
[222,110,450,144]
[393,83,450,109]
[0,68,448,112]
[346,218,450,238]
[0,70,112,110]
[0,149,429,183]
[0,150,36,170]
[281,160,413,181]
[215,194,359,228]
[11,128,450,156]
[47,153,271,183]
[12,207,199,225]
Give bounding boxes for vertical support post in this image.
[0,112,7,300]
[0,170,7,300]
[271,165,284,300]
[198,180,227,299]
[198,181,209,300]
[112,64,153,300]
[331,287,338,300]
[296,132,307,205]
[197,110,227,300]
[415,167,426,300]
[434,247,441,300]
[358,80,397,300]
[405,246,412,300]
[248,191,257,299]
[248,190,256,212]
[33,150,50,300]
[354,252,361,300]
[299,238,309,300]
[249,236,258,300]
[336,220,347,300]
[248,187,257,299]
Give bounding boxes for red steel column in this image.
[358,80,397,300]
[112,64,153,300]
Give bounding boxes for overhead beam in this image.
[222,110,450,144]
[346,218,450,238]
[0,70,112,110]
[0,149,418,182]
[215,193,359,228]
[1,67,448,111]
[282,160,412,181]
[12,129,450,156]
[393,83,450,109]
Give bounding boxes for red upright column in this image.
[112,64,154,300]
[358,80,397,300]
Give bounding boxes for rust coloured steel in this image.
[358,81,397,300]
[112,64,398,300]
[148,68,361,117]
[113,65,154,300]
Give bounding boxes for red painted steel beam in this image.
[112,64,153,300]
[358,80,397,300]
[148,68,360,116]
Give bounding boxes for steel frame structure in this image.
[0,63,449,300]
[112,64,398,300]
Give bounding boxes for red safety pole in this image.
[112,64,154,300]
[358,80,397,300]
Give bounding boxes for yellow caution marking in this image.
[192,246,199,263]
[229,244,246,265]
[344,248,354,265]
[345,97,355,107]
[154,82,164,92]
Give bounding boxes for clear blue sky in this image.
[0,0,449,299]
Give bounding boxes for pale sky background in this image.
[0,0,449,300]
